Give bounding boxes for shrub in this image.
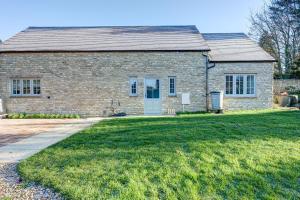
[285,86,300,95]
[176,111,208,115]
[8,113,20,119]
[72,114,80,119]
[273,96,279,104]
[7,113,81,119]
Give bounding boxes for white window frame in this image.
[12,79,21,95]
[32,79,41,95]
[224,74,256,97]
[129,77,138,96]
[22,80,31,95]
[168,76,176,96]
[11,79,41,97]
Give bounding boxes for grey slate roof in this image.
[0,26,210,52]
[202,33,275,62]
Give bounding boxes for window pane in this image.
[23,80,31,95]
[147,86,152,98]
[236,75,244,94]
[33,80,41,95]
[129,78,137,95]
[146,79,159,99]
[225,76,233,94]
[154,80,160,98]
[12,80,21,95]
[169,77,176,95]
[247,75,255,94]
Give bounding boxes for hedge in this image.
[7,113,80,119]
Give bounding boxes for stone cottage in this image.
[0,26,275,116]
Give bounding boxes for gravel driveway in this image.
[0,163,63,200]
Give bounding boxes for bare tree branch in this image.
[249,0,300,78]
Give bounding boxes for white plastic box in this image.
[211,91,223,110]
[0,99,3,113]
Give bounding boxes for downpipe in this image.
[202,54,215,112]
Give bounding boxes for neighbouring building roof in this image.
[202,33,276,62]
[0,26,210,52]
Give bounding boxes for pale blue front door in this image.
[144,78,161,114]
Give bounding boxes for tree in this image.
[291,55,300,78]
[258,32,283,77]
[250,0,300,78]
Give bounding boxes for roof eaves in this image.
[0,49,211,53]
[210,59,277,63]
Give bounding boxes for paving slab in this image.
[0,118,86,147]
[0,118,103,163]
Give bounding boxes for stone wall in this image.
[273,79,300,94]
[208,62,274,110]
[0,52,274,115]
[0,52,206,116]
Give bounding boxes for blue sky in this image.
[0,0,268,41]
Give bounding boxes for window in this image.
[236,75,244,95]
[146,79,160,99]
[12,80,21,95]
[23,80,31,95]
[247,75,255,94]
[225,76,233,95]
[168,76,176,96]
[129,77,137,96]
[33,80,41,95]
[11,79,41,96]
[225,74,256,97]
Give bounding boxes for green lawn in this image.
[18,110,300,199]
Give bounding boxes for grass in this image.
[18,109,300,199]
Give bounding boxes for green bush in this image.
[7,113,81,119]
[285,86,300,95]
[176,111,208,115]
[8,113,21,119]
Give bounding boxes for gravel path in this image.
[0,163,63,200]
